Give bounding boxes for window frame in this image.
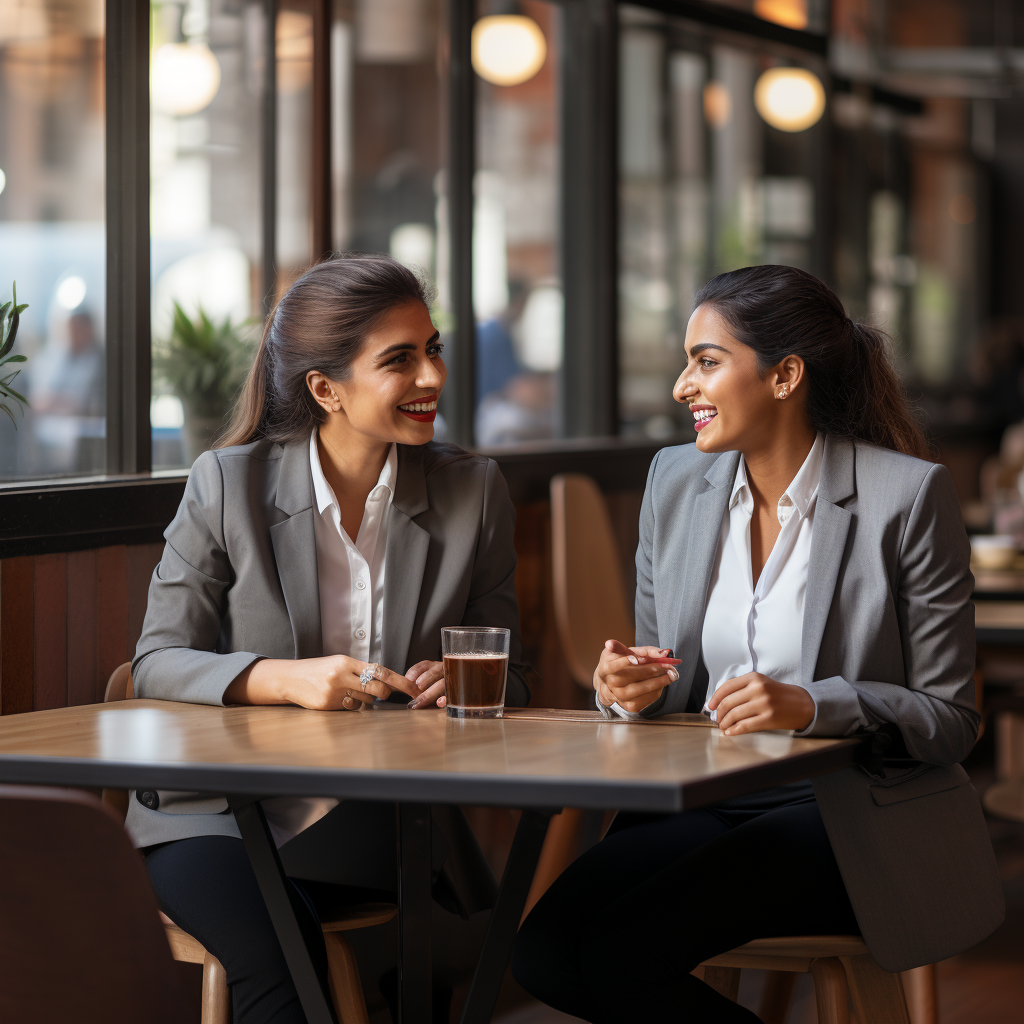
[0,0,832,557]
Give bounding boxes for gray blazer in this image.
[637,435,1003,972]
[126,438,529,849]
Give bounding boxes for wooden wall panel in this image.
[1,485,647,715]
[66,549,98,706]
[0,556,34,715]
[33,554,68,710]
[95,546,130,698]
[127,542,163,660]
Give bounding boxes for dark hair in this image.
[693,265,931,460]
[220,253,432,448]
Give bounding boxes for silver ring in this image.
[359,663,382,691]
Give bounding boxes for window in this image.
[618,4,827,439]
[149,0,268,469]
[473,0,561,446]
[0,1,106,479]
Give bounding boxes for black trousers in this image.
[512,797,859,1024]
[145,835,337,1024]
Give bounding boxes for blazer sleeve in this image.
[132,451,262,705]
[459,459,531,707]
[797,463,979,765]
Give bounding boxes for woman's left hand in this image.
[707,673,815,736]
[405,660,446,709]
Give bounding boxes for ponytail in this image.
[844,321,931,459]
[693,266,932,460]
[219,317,275,448]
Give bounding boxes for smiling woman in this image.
[128,252,530,1024]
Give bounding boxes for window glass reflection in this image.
[0,1,106,480]
[150,0,265,469]
[474,0,560,446]
[618,6,825,440]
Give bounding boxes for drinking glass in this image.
[441,626,510,719]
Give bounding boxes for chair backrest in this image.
[550,473,635,688]
[104,660,134,703]
[101,662,134,821]
[0,784,189,1024]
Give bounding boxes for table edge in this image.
[0,737,863,812]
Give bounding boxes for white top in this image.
[261,434,398,847]
[702,433,823,720]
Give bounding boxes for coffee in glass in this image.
[441,626,509,719]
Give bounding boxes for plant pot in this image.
[182,410,226,464]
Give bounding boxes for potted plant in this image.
[153,302,256,461]
[0,282,28,426]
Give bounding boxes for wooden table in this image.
[0,701,863,1024]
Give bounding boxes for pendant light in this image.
[472,1,547,87]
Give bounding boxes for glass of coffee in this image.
[441,626,510,719]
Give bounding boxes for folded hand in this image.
[707,673,815,735]
[405,660,446,709]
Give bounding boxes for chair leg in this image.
[902,963,939,1024]
[700,965,742,1003]
[841,954,911,1024]
[325,931,370,1024]
[810,958,850,1024]
[759,969,797,1024]
[201,951,231,1024]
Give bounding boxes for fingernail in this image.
[668,669,679,682]
[407,699,423,710]
[627,656,639,665]
[438,696,447,707]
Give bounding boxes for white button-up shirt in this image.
[702,433,823,720]
[262,433,398,847]
[311,433,396,664]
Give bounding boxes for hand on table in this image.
[707,673,815,736]
[405,660,446,710]
[593,639,679,714]
[226,656,420,711]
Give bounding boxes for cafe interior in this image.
[4,0,1024,1021]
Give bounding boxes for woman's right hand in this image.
[226,656,421,711]
[594,639,678,714]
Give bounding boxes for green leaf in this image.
[1,380,26,404]
[0,402,17,428]
[0,354,27,364]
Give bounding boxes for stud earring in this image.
[776,384,790,400]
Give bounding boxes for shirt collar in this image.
[309,432,398,516]
[729,432,825,524]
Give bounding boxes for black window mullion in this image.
[446,0,477,448]
[560,0,619,438]
[262,0,278,316]
[105,0,152,474]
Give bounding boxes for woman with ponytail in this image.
[129,253,529,1023]
[514,265,1003,1022]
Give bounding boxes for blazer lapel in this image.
[670,452,738,702]
[801,435,856,682]
[381,446,430,673]
[270,439,323,660]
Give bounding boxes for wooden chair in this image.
[103,662,396,1024]
[696,935,912,1024]
[550,472,634,688]
[0,783,191,1024]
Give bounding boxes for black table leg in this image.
[396,802,433,1024]
[459,808,555,1024]
[229,796,336,1024]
